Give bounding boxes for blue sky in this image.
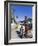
[10,5,32,21]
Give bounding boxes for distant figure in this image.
[24,16,28,37]
[24,24,28,37]
[20,26,24,38]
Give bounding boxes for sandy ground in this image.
[11,27,32,39]
[11,23,32,39]
[11,28,20,39]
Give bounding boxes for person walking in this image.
[20,26,24,38]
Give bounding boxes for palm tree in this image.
[11,6,18,24]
